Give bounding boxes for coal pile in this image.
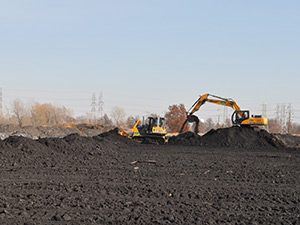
[37,128,138,154]
[169,126,286,149]
[96,128,138,147]
[275,133,300,149]
[1,128,137,172]
[3,128,136,152]
[0,127,299,224]
[0,123,114,140]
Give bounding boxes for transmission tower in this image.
[287,104,293,134]
[276,103,288,133]
[91,93,96,121]
[276,104,280,122]
[281,104,287,133]
[97,92,104,118]
[262,102,267,118]
[223,106,228,125]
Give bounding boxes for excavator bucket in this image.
[187,114,199,133]
[179,119,188,133]
[180,114,199,134]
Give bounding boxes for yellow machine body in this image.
[241,117,268,126]
[131,117,167,143]
[132,118,166,136]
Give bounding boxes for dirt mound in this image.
[0,126,137,166]
[0,124,79,139]
[0,138,4,148]
[275,133,300,149]
[36,128,138,153]
[169,126,285,149]
[0,128,137,173]
[0,126,299,224]
[2,128,136,155]
[0,123,114,140]
[95,128,138,147]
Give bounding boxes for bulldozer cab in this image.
[131,116,167,143]
[134,117,166,135]
[147,117,165,130]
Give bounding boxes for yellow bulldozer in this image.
[120,117,167,144]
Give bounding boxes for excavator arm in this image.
[188,94,241,115]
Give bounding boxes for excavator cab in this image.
[231,110,250,125]
[232,110,267,126]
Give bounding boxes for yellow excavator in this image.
[121,117,167,144]
[180,93,268,133]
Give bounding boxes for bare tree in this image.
[102,113,113,126]
[0,107,9,125]
[11,99,28,127]
[291,123,300,134]
[31,102,73,126]
[76,112,95,123]
[126,115,140,129]
[224,118,232,128]
[111,106,126,127]
[206,118,215,131]
[268,119,282,133]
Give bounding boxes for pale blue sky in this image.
[1,1,299,122]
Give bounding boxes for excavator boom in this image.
[189,94,241,114]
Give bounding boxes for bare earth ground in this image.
[0,129,299,224]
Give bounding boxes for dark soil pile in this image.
[0,123,115,140]
[37,128,138,154]
[0,138,4,148]
[3,128,135,151]
[275,133,300,149]
[0,127,299,224]
[169,126,286,149]
[1,128,137,171]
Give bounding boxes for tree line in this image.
[0,99,74,127]
[0,99,299,134]
[0,100,139,129]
